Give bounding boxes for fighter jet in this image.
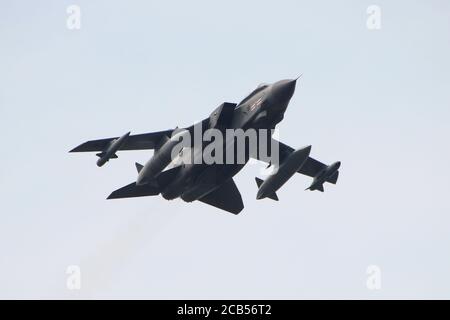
[70,78,340,214]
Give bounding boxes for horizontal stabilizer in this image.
[107,182,160,199]
[197,178,243,214]
[156,166,181,188]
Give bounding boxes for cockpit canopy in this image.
[237,83,269,106]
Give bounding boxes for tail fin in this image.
[135,162,144,173]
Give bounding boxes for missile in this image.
[96,131,130,167]
[255,145,312,200]
[306,161,341,192]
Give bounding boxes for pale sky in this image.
[1,0,449,299]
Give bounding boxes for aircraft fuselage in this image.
[158,79,298,202]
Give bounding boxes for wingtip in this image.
[68,143,86,153]
[233,205,244,215]
[106,192,117,200]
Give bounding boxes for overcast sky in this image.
[1,0,449,299]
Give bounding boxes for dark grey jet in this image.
[70,78,340,214]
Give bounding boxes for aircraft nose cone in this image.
[271,79,297,102]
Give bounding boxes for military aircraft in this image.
[70,78,340,214]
